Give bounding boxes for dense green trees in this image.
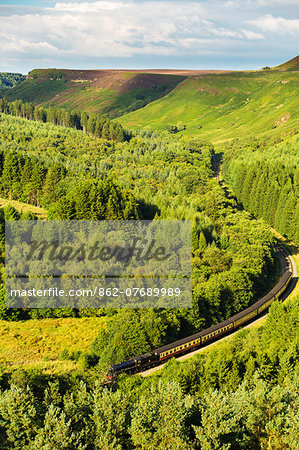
[0,113,276,334]
[130,380,195,449]
[0,374,296,449]
[0,298,297,448]
[0,73,25,89]
[223,134,299,244]
[0,148,139,219]
[0,98,127,142]
[0,75,297,448]
[90,309,180,365]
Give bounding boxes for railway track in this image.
[105,159,297,381]
[139,246,297,377]
[137,163,298,378]
[137,159,298,376]
[104,246,296,381]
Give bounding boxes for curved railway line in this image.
[105,161,297,381]
[140,246,297,377]
[106,245,297,380]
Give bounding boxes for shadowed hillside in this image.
[0,68,186,118]
[1,57,298,139]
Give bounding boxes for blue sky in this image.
[0,0,298,73]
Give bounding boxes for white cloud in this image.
[53,1,127,12]
[241,29,265,39]
[248,14,299,33]
[0,0,297,71]
[226,0,299,7]
[0,0,253,60]
[256,0,299,5]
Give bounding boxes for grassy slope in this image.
[0,197,47,219]
[273,54,299,71]
[119,70,299,143]
[0,69,185,118]
[0,316,107,374]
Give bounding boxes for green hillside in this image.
[1,58,298,140]
[0,68,185,118]
[119,69,299,143]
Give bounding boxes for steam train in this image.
[106,248,293,380]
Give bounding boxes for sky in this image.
[0,0,298,74]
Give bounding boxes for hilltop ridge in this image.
[1,68,186,118]
[0,56,298,139]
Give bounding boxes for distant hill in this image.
[0,72,25,89]
[0,68,187,118]
[0,68,232,118]
[274,55,299,71]
[0,57,297,142]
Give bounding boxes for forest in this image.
[0,73,25,90]
[0,97,128,142]
[223,134,299,244]
[0,105,277,339]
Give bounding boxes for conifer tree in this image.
[31,404,84,449]
[0,386,37,448]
